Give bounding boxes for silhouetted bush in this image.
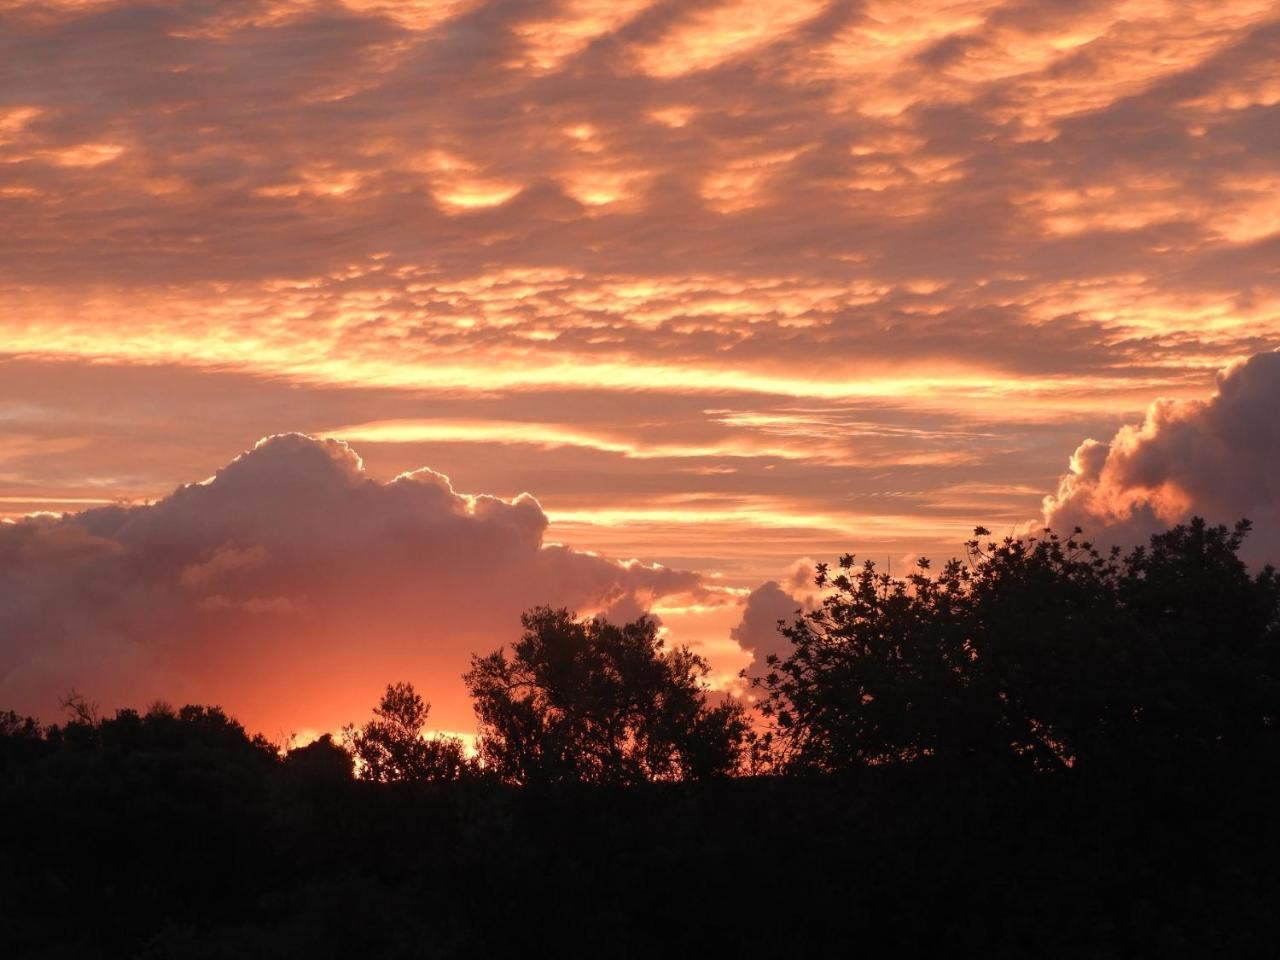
[282,733,354,784]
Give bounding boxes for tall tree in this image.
[343,682,471,783]
[464,607,748,785]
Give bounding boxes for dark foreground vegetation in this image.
[3,520,1279,958]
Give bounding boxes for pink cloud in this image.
[1043,350,1280,562]
[730,557,818,686]
[0,434,721,736]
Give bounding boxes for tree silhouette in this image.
[283,733,354,783]
[756,519,1280,773]
[2,522,1279,957]
[0,710,43,773]
[59,688,98,725]
[464,606,748,785]
[342,682,471,783]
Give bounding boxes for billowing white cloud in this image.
[1043,351,1280,562]
[0,434,724,735]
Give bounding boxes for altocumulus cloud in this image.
[0,434,724,736]
[1043,351,1280,563]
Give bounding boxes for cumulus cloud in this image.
[0,434,726,735]
[731,582,800,675]
[1043,351,1280,562]
[730,558,817,688]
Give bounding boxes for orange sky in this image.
[2,0,1278,739]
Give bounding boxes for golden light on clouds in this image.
[325,418,818,461]
[637,0,827,77]
[0,299,1189,416]
[516,0,653,72]
[341,0,474,32]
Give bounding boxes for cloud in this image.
[3,0,1280,646]
[1,0,1277,399]
[0,434,726,735]
[1043,350,1280,562]
[730,557,817,687]
[731,581,799,675]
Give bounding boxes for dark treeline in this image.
[3,519,1279,957]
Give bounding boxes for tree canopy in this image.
[463,606,748,785]
[756,518,1280,773]
[342,681,471,783]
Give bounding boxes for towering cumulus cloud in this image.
[1043,351,1280,562]
[0,435,718,736]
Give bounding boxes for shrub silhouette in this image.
[756,518,1280,773]
[283,732,354,783]
[464,606,748,785]
[342,681,472,783]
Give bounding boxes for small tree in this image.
[343,682,471,783]
[464,607,748,785]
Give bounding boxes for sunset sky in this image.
[3,0,1278,739]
